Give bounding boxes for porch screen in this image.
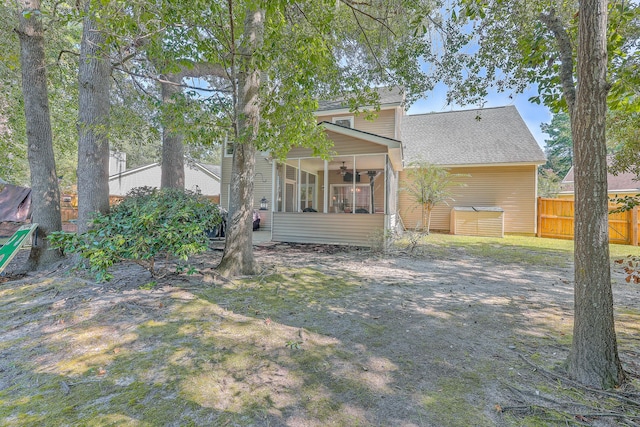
[330,184,370,213]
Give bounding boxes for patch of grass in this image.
[394,233,640,267]
[196,267,361,324]
[421,370,494,427]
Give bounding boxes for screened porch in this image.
[268,153,400,246]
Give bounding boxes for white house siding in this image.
[272,212,384,246]
[109,165,160,196]
[316,108,397,139]
[109,164,220,197]
[398,165,538,235]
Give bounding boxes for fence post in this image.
[633,206,639,246]
[536,197,542,237]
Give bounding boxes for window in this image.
[332,116,354,128]
[224,140,234,157]
[300,173,316,211]
[330,184,370,213]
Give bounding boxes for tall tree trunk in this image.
[217,9,263,277]
[160,74,185,189]
[77,4,111,234]
[569,0,625,389]
[16,0,63,269]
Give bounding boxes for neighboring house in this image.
[560,161,640,199]
[108,153,221,197]
[220,88,546,245]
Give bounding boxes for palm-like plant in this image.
[403,161,468,233]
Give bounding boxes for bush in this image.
[49,187,222,281]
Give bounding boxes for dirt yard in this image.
[1,236,639,426]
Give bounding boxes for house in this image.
[559,161,640,199]
[220,88,545,245]
[108,153,221,198]
[399,106,546,234]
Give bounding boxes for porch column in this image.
[384,155,388,215]
[297,159,301,212]
[271,160,276,215]
[323,160,329,213]
[351,155,356,214]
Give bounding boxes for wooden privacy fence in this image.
[537,197,640,246]
[60,194,221,224]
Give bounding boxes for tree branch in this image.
[112,66,229,92]
[539,9,576,113]
[350,7,392,80]
[339,0,396,37]
[57,49,79,63]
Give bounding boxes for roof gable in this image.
[320,122,403,170]
[401,106,546,166]
[108,162,221,181]
[562,162,640,193]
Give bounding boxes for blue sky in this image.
[408,83,552,150]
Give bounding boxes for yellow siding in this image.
[316,108,397,138]
[399,165,537,234]
[287,131,388,158]
[272,212,384,246]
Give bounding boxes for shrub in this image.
[49,187,222,281]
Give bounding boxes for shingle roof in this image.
[197,164,221,179]
[561,161,640,193]
[401,106,546,166]
[317,86,405,112]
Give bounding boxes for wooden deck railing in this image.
[537,197,640,246]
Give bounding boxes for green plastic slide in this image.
[0,224,38,274]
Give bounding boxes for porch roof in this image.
[319,121,403,171]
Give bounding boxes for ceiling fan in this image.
[338,161,347,176]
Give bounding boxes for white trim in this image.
[323,160,329,213]
[297,159,302,212]
[107,162,158,180]
[320,122,401,147]
[404,161,546,169]
[384,155,388,215]
[332,115,354,128]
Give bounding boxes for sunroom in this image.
[267,122,403,246]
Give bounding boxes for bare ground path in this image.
[1,238,639,426]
